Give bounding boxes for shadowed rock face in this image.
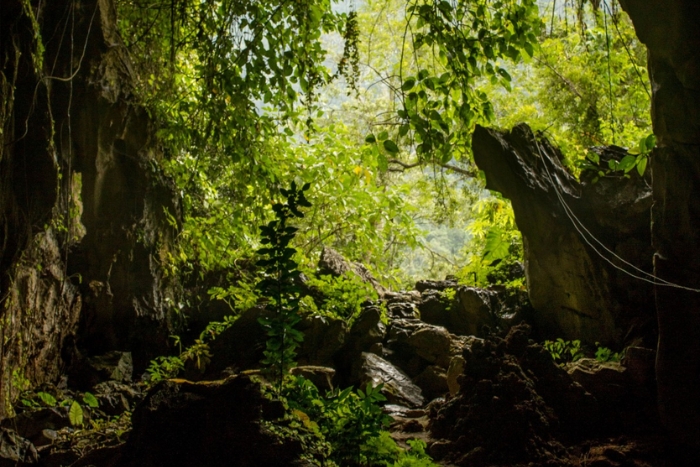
[619,0,700,455]
[472,124,655,346]
[0,0,179,411]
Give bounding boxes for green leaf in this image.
[378,130,388,141]
[383,139,399,154]
[82,392,99,408]
[636,156,648,176]
[37,392,56,406]
[69,401,84,427]
[401,77,416,91]
[618,155,636,173]
[644,133,656,152]
[483,227,510,261]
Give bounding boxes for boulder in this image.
[566,357,657,434]
[0,428,38,466]
[448,287,498,336]
[417,290,450,328]
[0,408,69,448]
[356,353,424,408]
[297,315,347,367]
[318,247,387,297]
[119,376,307,467]
[333,306,386,386]
[385,319,455,377]
[472,124,655,346]
[413,365,449,401]
[93,381,144,416]
[567,358,629,401]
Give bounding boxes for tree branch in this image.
[387,158,477,177]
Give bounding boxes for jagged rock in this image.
[472,123,655,346]
[449,287,498,336]
[419,285,526,338]
[619,0,700,450]
[0,0,179,409]
[341,307,386,356]
[0,428,38,466]
[297,315,347,367]
[387,302,419,319]
[429,324,603,466]
[446,356,465,397]
[386,320,454,377]
[356,353,424,408]
[415,279,457,293]
[413,365,449,401]
[417,290,450,328]
[68,350,133,390]
[0,409,68,448]
[119,376,307,467]
[93,381,143,416]
[318,247,387,297]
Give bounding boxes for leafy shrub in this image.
[303,272,378,323]
[280,375,439,466]
[256,182,311,390]
[543,338,584,364]
[594,343,621,363]
[146,314,238,384]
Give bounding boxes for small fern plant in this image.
[256,181,311,391]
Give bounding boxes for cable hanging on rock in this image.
[534,135,700,292]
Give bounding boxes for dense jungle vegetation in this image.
[114,0,649,293]
[0,0,666,464]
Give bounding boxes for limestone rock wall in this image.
[472,124,655,346]
[620,0,700,453]
[0,0,179,415]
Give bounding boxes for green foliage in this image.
[303,272,378,323]
[37,391,56,407]
[146,355,185,384]
[543,338,584,364]
[393,439,439,467]
[279,375,439,466]
[208,273,259,314]
[595,343,621,363]
[146,314,239,384]
[456,195,524,288]
[69,400,84,427]
[372,0,542,165]
[256,182,311,390]
[82,392,99,408]
[282,376,389,466]
[487,1,651,174]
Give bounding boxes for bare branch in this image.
[387,158,477,178]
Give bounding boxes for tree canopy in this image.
[112,0,649,290]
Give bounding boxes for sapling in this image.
[256,181,311,391]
